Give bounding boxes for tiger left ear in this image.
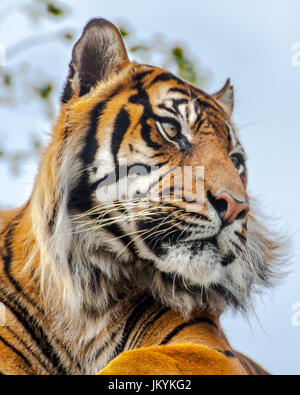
[212,78,234,116]
[61,18,130,103]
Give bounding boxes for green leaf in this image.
[63,33,74,41]
[119,27,130,38]
[35,84,53,100]
[172,47,184,61]
[129,45,148,53]
[4,74,12,86]
[172,46,198,84]
[46,2,64,17]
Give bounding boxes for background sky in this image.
[0,0,299,374]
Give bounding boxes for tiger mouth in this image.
[177,237,237,266]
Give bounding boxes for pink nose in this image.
[216,193,249,224]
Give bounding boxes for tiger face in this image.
[44,18,283,314]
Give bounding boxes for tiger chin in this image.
[0,18,287,375]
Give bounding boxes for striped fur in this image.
[0,18,286,374]
[99,300,269,375]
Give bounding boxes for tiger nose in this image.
[216,192,249,224]
[208,191,249,224]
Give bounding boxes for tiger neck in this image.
[68,293,226,374]
[0,205,226,374]
[113,294,225,352]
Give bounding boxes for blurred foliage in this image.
[118,22,210,87]
[0,0,210,176]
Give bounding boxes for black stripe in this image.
[1,209,44,316]
[167,216,205,229]
[113,296,155,356]
[111,108,131,168]
[0,212,80,374]
[133,69,154,82]
[221,252,236,267]
[48,201,59,234]
[68,100,107,212]
[61,63,75,103]
[130,307,169,349]
[158,202,210,222]
[126,306,157,349]
[151,73,186,87]
[194,114,206,133]
[199,130,214,136]
[168,87,190,96]
[232,240,243,254]
[190,86,225,114]
[89,212,136,257]
[2,320,49,372]
[0,293,68,375]
[195,97,224,113]
[1,215,77,373]
[225,123,232,149]
[3,224,23,294]
[129,77,161,150]
[69,87,121,212]
[0,334,32,369]
[171,98,188,113]
[234,231,247,245]
[92,326,123,362]
[210,284,241,310]
[80,106,103,166]
[2,209,27,294]
[158,104,177,116]
[160,317,218,345]
[137,219,184,257]
[218,349,235,358]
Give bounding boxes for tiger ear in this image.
[61,18,130,103]
[212,78,234,116]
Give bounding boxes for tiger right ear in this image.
[212,78,234,117]
[61,18,130,103]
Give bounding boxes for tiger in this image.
[0,18,286,375]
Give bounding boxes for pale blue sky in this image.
[0,0,299,374]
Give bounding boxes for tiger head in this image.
[33,19,285,316]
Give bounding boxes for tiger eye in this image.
[162,123,178,138]
[231,154,243,170]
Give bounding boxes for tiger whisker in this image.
[71,210,160,231]
[71,199,169,219]
[62,212,162,237]
[151,213,189,249]
[118,218,178,255]
[72,202,175,220]
[59,206,179,238]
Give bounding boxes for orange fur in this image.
[0,18,284,375]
